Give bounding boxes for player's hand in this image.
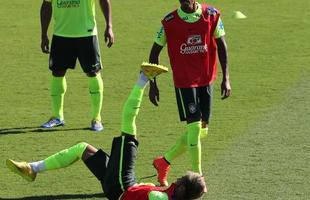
[149,79,160,106]
[41,36,50,54]
[104,27,114,48]
[221,79,231,100]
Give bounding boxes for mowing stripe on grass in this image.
[206,75,310,200]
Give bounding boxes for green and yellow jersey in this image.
[155,2,225,46]
[45,0,97,37]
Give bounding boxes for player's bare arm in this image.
[99,0,114,48]
[40,0,52,54]
[148,43,164,106]
[216,36,231,99]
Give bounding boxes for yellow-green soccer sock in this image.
[187,121,202,174]
[121,85,145,136]
[200,127,208,139]
[51,76,67,120]
[88,75,104,121]
[164,131,188,163]
[44,142,88,170]
[164,127,207,163]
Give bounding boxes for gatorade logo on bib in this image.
[180,35,208,54]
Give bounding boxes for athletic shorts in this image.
[175,85,213,123]
[49,35,102,73]
[84,135,139,200]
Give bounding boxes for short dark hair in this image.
[176,171,207,200]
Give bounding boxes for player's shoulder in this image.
[202,4,220,16]
[162,10,177,22]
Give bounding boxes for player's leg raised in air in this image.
[7,69,167,198]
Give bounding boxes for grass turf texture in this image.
[0,0,309,199]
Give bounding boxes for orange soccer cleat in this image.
[153,156,170,186]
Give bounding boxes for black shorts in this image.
[49,35,102,73]
[84,136,139,200]
[175,85,213,123]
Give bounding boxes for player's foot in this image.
[141,62,168,80]
[153,156,170,186]
[90,120,104,132]
[40,117,65,128]
[6,159,37,182]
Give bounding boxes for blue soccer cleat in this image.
[90,120,104,132]
[40,117,65,128]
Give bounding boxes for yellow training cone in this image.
[232,11,247,19]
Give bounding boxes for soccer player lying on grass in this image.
[6,65,207,200]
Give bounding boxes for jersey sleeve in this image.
[154,26,167,47]
[213,17,225,38]
[148,191,169,200]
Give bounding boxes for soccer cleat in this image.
[40,117,65,128]
[6,159,37,182]
[153,156,170,186]
[90,120,104,132]
[141,62,168,80]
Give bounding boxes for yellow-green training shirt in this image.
[45,0,97,37]
[155,2,225,46]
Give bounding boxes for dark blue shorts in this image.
[49,35,102,73]
[175,85,213,123]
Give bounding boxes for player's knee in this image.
[75,142,88,148]
[86,70,100,77]
[73,142,89,158]
[186,118,201,124]
[52,70,66,77]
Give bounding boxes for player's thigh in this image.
[175,87,201,122]
[199,85,213,123]
[84,149,109,181]
[103,135,138,200]
[76,36,102,74]
[49,36,77,71]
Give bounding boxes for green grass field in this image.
[0,0,309,199]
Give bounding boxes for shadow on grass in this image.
[0,126,90,135]
[0,193,105,200]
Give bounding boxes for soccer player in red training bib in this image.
[6,69,207,200]
[148,0,232,186]
[40,0,114,131]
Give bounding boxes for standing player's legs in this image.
[175,87,202,174]
[87,73,104,131]
[199,85,213,139]
[154,87,203,186]
[161,91,211,161]
[78,36,104,131]
[41,36,77,128]
[161,85,212,171]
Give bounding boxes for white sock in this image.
[136,72,149,88]
[29,160,46,173]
